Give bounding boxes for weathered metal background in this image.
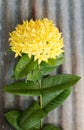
[0,0,84,130]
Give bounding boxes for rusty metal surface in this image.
[0,0,84,130]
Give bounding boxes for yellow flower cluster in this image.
[9,18,64,64]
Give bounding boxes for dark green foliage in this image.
[42,124,60,130]
[5,111,22,130]
[4,54,81,130]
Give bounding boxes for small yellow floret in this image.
[9,18,64,64]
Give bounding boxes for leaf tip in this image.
[76,75,81,81]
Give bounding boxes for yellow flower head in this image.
[9,18,64,64]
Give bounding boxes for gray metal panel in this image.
[0,0,84,130]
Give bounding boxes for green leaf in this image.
[43,89,71,112]
[14,54,37,79]
[19,101,47,130]
[5,110,22,130]
[40,53,64,67]
[48,54,64,66]
[42,124,60,130]
[34,122,40,129]
[41,74,81,94]
[54,53,64,66]
[28,128,38,130]
[4,74,80,96]
[4,81,41,96]
[42,91,62,108]
[20,102,40,124]
[27,68,42,81]
[41,66,56,75]
[40,54,64,75]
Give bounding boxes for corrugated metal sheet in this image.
[0,0,84,130]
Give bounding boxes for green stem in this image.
[39,80,43,129]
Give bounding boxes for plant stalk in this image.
[39,80,43,129]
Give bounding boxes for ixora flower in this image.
[4,18,80,130]
[9,18,64,64]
